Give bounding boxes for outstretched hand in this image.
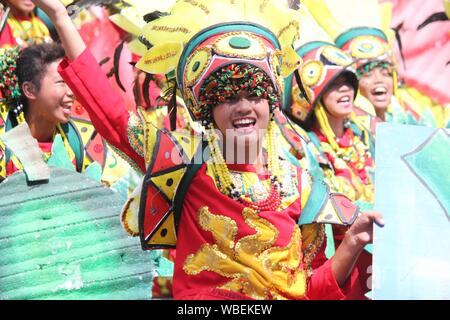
[346,210,384,249]
[332,210,384,287]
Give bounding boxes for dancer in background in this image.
[0,43,86,180]
[0,0,51,47]
[303,0,440,132]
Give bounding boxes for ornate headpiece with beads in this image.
[134,0,302,124]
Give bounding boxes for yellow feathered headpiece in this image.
[302,0,395,66]
[109,0,177,56]
[134,0,302,122]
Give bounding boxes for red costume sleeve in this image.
[58,48,146,172]
[332,225,372,300]
[306,236,365,300]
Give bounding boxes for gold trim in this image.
[322,45,353,67]
[301,224,326,277]
[269,51,284,98]
[183,47,213,88]
[127,111,145,158]
[212,31,267,60]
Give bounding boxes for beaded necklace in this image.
[8,13,47,46]
[205,119,285,212]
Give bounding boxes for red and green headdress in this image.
[134,0,302,124]
[281,3,358,127]
[283,42,357,127]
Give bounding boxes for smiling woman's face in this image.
[359,66,394,111]
[321,74,355,119]
[212,91,270,155]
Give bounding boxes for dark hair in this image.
[16,43,65,104]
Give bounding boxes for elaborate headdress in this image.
[134,0,302,124]
[130,0,303,227]
[282,5,357,130]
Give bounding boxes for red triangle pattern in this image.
[150,132,185,174]
[85,133,106,167]
[142,184,171,240]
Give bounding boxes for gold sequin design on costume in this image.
[183,206,307,300]
[301,223,326,277]
[127,111,145,157]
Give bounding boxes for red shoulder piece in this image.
[138,130,202,250]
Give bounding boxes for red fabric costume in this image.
[58,48,365,300]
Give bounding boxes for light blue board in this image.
[373,123,450,300]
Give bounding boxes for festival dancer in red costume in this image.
[32,0,384,300]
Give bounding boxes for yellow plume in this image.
[302,0,393,44]
[137,0,301,75]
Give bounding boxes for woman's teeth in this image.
[373,86,387,95]
[233,118,256,128]
[339,96,350,103]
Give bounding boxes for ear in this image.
[22,82,37,101]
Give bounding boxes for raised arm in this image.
[31,0,85,61]
[31,0,147,172]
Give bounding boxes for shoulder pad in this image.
[139,129,202,250]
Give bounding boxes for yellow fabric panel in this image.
[315,198,344,224]
[147,212,177,246]
[150,167,187,201]
[171,131,202,160]
[101,145,131,186]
